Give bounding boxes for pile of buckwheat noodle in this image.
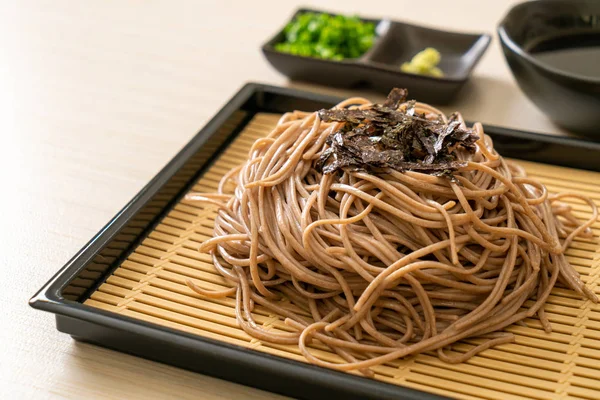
[186,90,598,376]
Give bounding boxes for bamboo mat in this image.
[85,113,600,400]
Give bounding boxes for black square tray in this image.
[30,83,600,400]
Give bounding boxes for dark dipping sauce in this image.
[527,31,600,79]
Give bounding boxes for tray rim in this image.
[30,82,600,400]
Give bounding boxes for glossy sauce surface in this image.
[527,32,600,79]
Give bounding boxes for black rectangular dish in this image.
[30,83,600,400]
[262,8,491,104]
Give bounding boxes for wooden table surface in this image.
[1,1,574,399]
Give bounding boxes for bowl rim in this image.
[497,0,600,84]
[261,7,492,84]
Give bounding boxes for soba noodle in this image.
[186,94,598,375]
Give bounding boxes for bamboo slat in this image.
[85,113,600,400]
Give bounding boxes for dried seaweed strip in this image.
[317,88,478,176]
[381,88,408,109]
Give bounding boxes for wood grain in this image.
[0,1,584,399]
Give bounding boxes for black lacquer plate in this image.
[262,8,491,104]
[30,83,600,400]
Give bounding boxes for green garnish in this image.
[274,12,376,60]
[401,47,444,77]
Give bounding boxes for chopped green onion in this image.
[275,12,376,61]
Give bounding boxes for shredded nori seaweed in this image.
[316,88,478,176]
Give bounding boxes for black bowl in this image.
[262,8,491,104]
[498,0,600,137]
